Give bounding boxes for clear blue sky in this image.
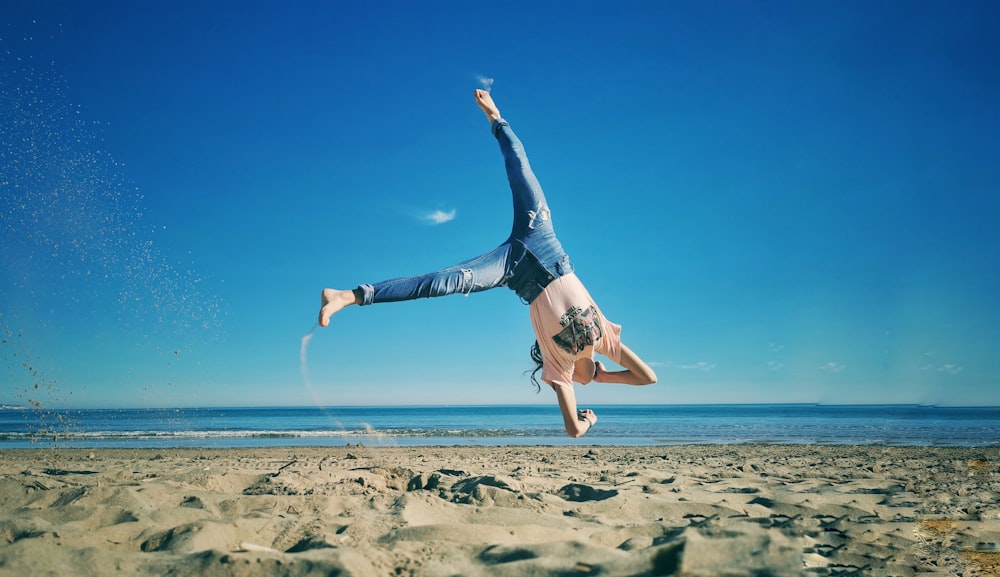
[2,0,998,409]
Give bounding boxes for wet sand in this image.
[1,445,998,576]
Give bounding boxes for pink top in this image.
[529,273,622,389]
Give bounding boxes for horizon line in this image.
[5,402,998,411]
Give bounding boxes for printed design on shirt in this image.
[551,305,602,355]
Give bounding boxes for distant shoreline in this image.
[4,402,999,411]
[2,404,998,450]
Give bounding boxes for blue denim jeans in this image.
[358,119,573,306]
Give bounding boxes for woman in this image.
[318,89,656,437]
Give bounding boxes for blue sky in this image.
[2,0,998,409]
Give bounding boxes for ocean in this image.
[2,404,998,449]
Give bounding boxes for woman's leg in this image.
[495,120,552,237]
[359,243,512,304]
[475,90,570,288]
[475,90,552,239]
[318,242,513,326]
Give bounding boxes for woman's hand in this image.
[577,408,598,428]
[553,384,597,438]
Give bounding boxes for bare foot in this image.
[474,89,501,122]
[318,288,359,327]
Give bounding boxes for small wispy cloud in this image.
[675,361,716,372]
[422,209,456,225]
[476,74,494,92]
[768,342,785,353]
[920,363,964,375]
[767,361,784,371]
[918,352,963,375]
[819,362,846,373]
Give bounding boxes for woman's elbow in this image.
[565,424,588,438]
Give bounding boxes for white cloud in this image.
[767,361,784,371]
[476,74,494,91]
[918,352,963,375]
[767,342,785,353]
[819,362,846,373]
[938,364,964,375]
[920,363,964,375]
[423,209,456,225]
[676,361,716,372]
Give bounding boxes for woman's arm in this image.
[594,344,657,385]
[552,383,597,438]
[552,344,654,437]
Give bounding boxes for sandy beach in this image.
[1,445,998,576]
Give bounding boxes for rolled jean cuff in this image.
[357,284,375,306]
[491,118,509,137]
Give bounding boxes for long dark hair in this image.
[527,340,543,393]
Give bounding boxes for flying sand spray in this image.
[300,323,393,445]
[300,324,317,390]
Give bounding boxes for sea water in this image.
[1,404,998,449]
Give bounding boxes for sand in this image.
[1,445,998,576]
